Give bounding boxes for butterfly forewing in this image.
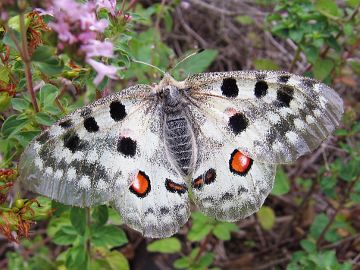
[185,71,343,163]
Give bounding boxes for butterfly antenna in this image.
[131,58,165,75]
[169,49,204,74]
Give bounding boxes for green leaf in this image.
[212,222,238,240]
[1,114,30,137]
[235,15,254,25]
[2,31,21,51]
[35,112,56,126]
[300,239,317,253]
[173,257,191,269]
[346,0,360,7]
[105,251,130,270]
[176,50,218,76]
[147,237,182,253]
[256,206,276,230]
[66,244,87,269]
[36,59,64,76]
[92,225,128,248]
[52,226,78,245]
[11,98,30,112]
[254,58,280,70]
[315,0,341,18]
[310,213,329,239]
[0,66,10,83]
[31,46,55,62]
[92,205,109,228]
[0,92,12,112]
[271,168,290,196]
[313,58,335,80]
[39,84,59,106]
[70,207,86,236]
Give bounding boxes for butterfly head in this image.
[155,73,187,112]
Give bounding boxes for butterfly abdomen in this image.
[164,112,196,176]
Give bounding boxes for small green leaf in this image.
[212,222,238,240]
[92,205,109,228]
[66,244,87,269]
[271,168,290,196]
[300,239,317,253]
[173,257,190,269]
[0,66,10,83]
[92,225,128,248]
[52,226,78,245]
[35,112,56,126]
[313,58,335,80]
[39,84,59,106]
[0,92,12,112]
[310,213,329,239]
[254,58,280,70]
[256,206,276,230]
[235,15,254,25]
[11,98,30,112]
[176,50,218,76]
[315,0,341,18]
[70,207,86,236]
[147,237,182,253]
[1,114,30,137]
[31,46,56,62]
[105,251,130,270]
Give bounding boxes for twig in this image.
[275,178,319,246]
[194,233,212,262]
[176,8,207,48]
[19,12,39,113]
[316,180,357,249]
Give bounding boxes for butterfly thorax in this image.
[161,85,197,177]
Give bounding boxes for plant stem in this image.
[19,12,39,113]
[289,45,301,73]
[316,180,357,249]
[85,207,92,263]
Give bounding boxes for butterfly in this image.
[18,70,343,238]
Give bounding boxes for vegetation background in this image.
[0,0,359,269]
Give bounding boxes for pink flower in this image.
[81,40,114,58]
[40,0,118,85]
[96,0,117,16]
[86,58,118,85]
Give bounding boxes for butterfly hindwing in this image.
[188,107,276,221]
[185,71,343,163]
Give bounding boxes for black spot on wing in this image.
[274,85,294,108]
[278,75,290,83]
[228,113,248,134]
[302,78,317,89]
[221,78,239,98]
[59,119,73,129]
[221,192,234,201]
[83,117,99,132]
[110,101,126,121]
[204,168,216,184]
[256,73,266,81]
[254,81,268,98]
[80,107,92,117]
[36,131,50,144]
[117,137,136,157]
[63,130,85,153]
[165,179,187,195]
[160,207,170,215]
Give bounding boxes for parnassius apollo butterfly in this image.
[19,70,343,238]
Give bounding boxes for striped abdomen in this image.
[164,112,196,176]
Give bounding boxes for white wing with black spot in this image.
[185,71,343,163]
[187,104,276,221]
[19,84,190,238]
